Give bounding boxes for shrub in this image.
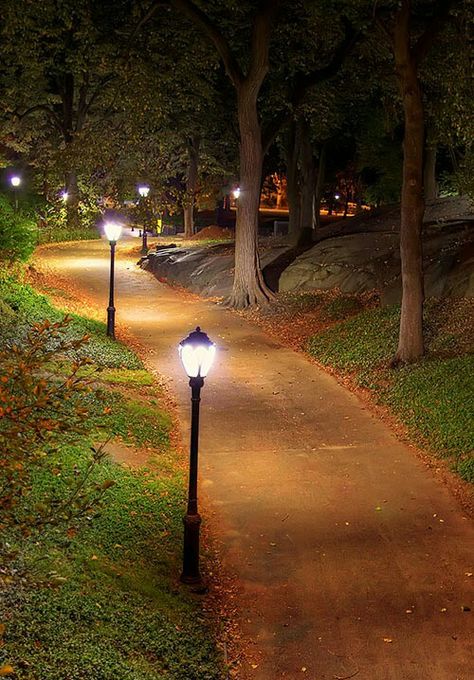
[0,194,37,262]
[0,317,114,535]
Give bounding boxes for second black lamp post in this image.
[104,221,122,340]
[138,185,150,255]
[178,326,216,586]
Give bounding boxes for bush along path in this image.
[33,238,474,680]
[0,275,226,680]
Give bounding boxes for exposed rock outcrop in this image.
[143,198,474,302]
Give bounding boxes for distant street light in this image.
[138,185,150,254]
[178,326,216,586]
[104,221,122,340]
[61,190,68,202]
[10,175,21,212]
[138,185,150,198]
[232,187,240,200]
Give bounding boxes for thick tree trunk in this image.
[393,0,425,364]
[229,87,274,308]
[184,136,200,238]
[286,122,301,242]
[423,143,438,200]
[298,120,316,246]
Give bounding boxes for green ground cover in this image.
[0,277,225,680]
[36,225,100,244]
[307,297,474,482]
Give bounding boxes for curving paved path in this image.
[36,235,473,680]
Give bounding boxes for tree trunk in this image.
[184,136,200,238]
[229,87,274,308]
[393,0,425,364]
[286,122,301,242]
[423,143,438,200]
[66,171,80,230]
[298,120,316,246]
[314,143,326,230]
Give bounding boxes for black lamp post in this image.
[138,185,150,255]
[104,221,122,340]
[178,326,216,585]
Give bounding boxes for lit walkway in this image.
[37,236,473,680]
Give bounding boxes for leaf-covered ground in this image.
[0,275,226,680]
[242,291,474,485]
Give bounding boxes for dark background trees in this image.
[0,0,471,362]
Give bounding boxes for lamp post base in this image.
[106,306,116,339]
[180,512,203,585]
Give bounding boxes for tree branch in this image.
[262,18,359,151]
[82,75,116,120]
[412,0,455,65]
[247,0,281,89]
[170,0,244,87]
[16,104,62,131]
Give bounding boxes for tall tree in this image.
[167,0,280,307]
[378,0,455,364]
[138,0,358,307]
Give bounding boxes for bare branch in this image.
[170,0,244,87]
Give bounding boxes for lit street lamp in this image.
[178,326,216,586]
[104,221,122,339]
[10,175,21,212]
[138,185,150,255]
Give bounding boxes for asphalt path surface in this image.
[36,236,473,680]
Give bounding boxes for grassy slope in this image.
[307,297,474,482]
[0,276,224,680]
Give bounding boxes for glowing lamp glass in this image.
[232,187,240,199]
[62,191,68,201]
[178,327,216,378]
[138,185,150,198]
[11,176,21,187]
[104,221,122,242]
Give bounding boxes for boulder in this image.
[280,223,473,302]
[143,243,292,299]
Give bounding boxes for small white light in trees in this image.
[62,191,68,201]
[104,221,122,243]
[178,327,216,378]
[10,175,21,187]
[232,187,240,200]
[138,185,150,198]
